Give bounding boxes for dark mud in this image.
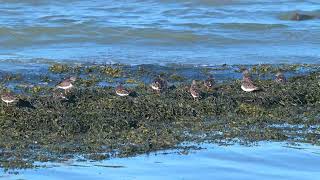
[0,63,320,171]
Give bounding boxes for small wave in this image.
[0,9,22,15]
[38,15,79,24]
[158,0,238,6]
[0,25,247,47]
[173,23,211,29]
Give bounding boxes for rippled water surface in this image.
[1,1,320,179]
[0,0,319,64]
[3,143,320,180]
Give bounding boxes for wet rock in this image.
[17,99,35,109]
[290,13,315,21]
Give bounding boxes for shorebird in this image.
[150,75,167,94]
[115,84,130,97]
[241,70,259,92]
[275,72,286,84]
[1,92,17,106]
[204,75,215,90]
[56,76,77,94]
[190,80,200,101]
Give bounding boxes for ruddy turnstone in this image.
[1,92,17,106]
[115,84,130,97]
[275,72,286,84]
[190,80,200,100]
[56,77,77,94]
[150,75,167,94]
[241,70,259,92]
[204,75,215,90]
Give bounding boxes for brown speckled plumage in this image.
[204,75,215,90]
[115,84,130,96]
[241,71,259,92]
[275,72,286,84]
[57,77,76,94]
[150,75,167,94]
[1,92,17,106]
[190,80,200,100]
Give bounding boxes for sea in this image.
[0,0,320,179]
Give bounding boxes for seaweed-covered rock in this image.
[0,63,320,170]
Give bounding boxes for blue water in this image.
[0,0,319,65]
[1,0,320,179]
[2,142,320,180]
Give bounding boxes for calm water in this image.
[2,142,320,180]
[0,0,319,65]
[1,0,320,179]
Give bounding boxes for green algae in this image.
[169,74,186,82]
[100,66,122,77]
[1,63,320,170]
[49,64,71,74]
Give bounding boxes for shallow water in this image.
[0,0,319,65]
[2,142,320,180]
[0,0,320,179]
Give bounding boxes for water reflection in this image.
[3,142,320,180]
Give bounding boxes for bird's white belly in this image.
[191,93,199,98]
[241,85,256,92]
[2,99,15,103]
[57,84,73,90]
[151,85,160,90]
[116,92,129,96]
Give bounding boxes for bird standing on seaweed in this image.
[275,72,286,84]
[150,75,167,94]
[241,70,259,92]
[1,92,17,107]
[56,76,77,94]
[190,80,200,101]
[204,75,215,90]
[115,83,131,96]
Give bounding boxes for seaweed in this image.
[0,63,320,170]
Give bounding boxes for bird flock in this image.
[1,69,286,107]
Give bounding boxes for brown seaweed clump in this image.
[0,63,320,171]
